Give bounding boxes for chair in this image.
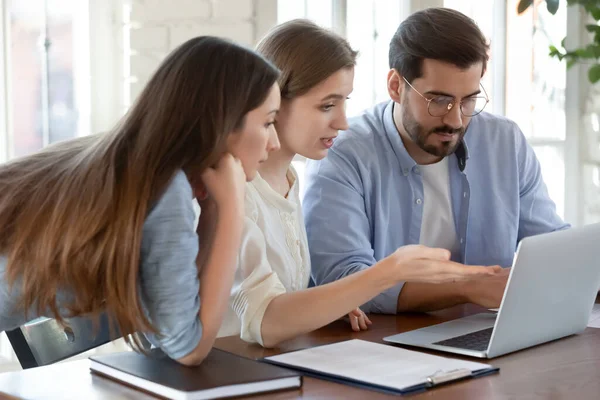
[6,313,120,369]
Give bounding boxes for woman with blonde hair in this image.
[0,36,281,366]
[219,19,500,348]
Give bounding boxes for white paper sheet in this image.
[588,304,600,328]
[265,339,493,391]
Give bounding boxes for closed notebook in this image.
[263,339,498,395]
[89,348,302,400]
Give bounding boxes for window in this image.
[0,0,127,372]
[508,0,567,218]
[277,0,332,29]
[344,0,404,116]
[0,0,92,371]
[4,0,91,159]
[446,0,567,218]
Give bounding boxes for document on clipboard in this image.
[263,339,498,395]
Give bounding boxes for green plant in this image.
[518,0,600,82]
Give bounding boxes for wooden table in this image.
[2,302,600,399]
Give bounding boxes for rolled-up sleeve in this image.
[303,146,402,314]
[232,199,286,345]
[139,171,202,360]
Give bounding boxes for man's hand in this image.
[463,267,511,308]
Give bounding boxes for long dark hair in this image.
[0,36,279,348]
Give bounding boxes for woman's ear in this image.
[387,69,403,103]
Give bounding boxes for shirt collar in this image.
[251,168,299,212]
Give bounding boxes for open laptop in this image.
[384,223,600,358]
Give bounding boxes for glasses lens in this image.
[461,96,488,116]
[428,96,454,117]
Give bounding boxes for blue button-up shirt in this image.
[302,101,569,314]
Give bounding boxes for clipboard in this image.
[262,339,499,395]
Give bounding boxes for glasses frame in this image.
[402,77,489,117]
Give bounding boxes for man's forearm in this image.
[396,282,469,312]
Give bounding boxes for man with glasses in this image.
[302,7,569,314]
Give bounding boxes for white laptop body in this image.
[384,223,600,358]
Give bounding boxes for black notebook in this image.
[89,348,302,400]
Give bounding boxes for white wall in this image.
[127,0,277,102]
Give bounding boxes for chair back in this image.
[6,313,119,369]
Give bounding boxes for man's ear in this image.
[387,69,403,103]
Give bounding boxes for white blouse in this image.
[218,166,311,344]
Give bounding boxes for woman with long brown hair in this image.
[219,20,500,348]
[0,36,281,366]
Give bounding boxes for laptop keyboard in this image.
[432,327,494,351]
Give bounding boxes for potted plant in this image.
[518,0,600,224]
[518,0,600,82]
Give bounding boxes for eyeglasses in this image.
[402,77,489,117]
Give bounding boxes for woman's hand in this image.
[192,153,246,270]
[199,153,246,215]
[345,307,372,332]
[382,245,502,284]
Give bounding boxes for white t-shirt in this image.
[418,158,459,253]
[218,166,311,345]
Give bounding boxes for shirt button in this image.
[463,192,467,198]
[460,238,464,244]
[403,168,409,176]
[413,166,420,174]
[416,198,422,205]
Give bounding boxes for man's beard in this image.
[401,101,465,158]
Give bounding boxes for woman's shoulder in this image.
[145,170,195,228]
[159,170,193,204]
